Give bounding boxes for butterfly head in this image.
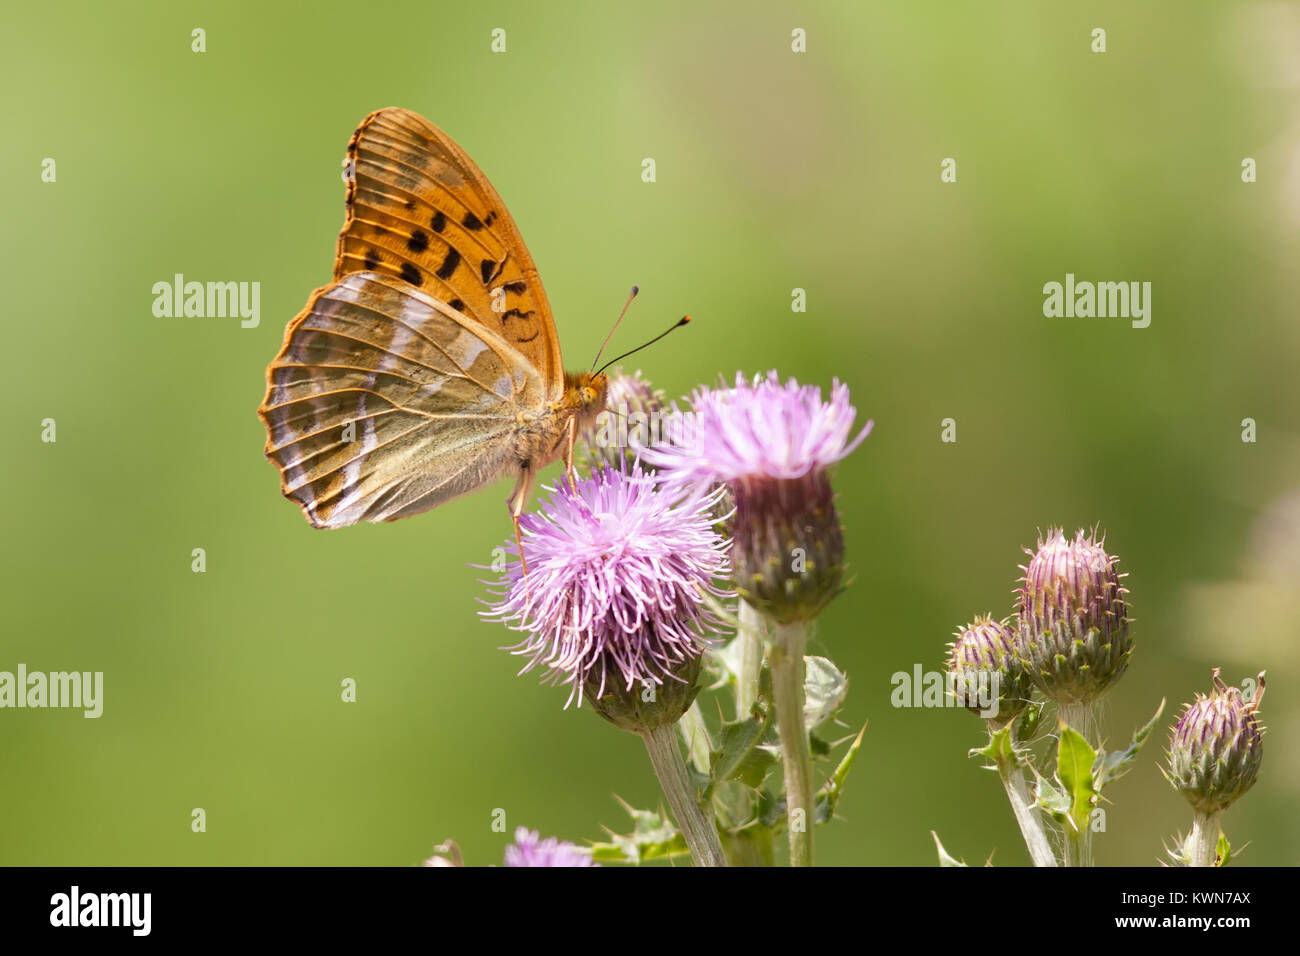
[564,371,610,428]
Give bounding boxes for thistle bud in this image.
[586,650,703,734]
[946,616,1033,725]
[576,369,666,474]
[730,470,846,624]
[1167,668,1266,815]
[643,371,872,625]
[1016,528,1132,706]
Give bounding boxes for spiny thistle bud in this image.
[730,470,844,624]
[586,650,703,734]
[644,371,872,625]
[576,369,668,474]
[1016,528,1132,706]
[1166,668,1266,816]
[946,616,1034,725]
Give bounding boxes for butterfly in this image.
[258,108,609,543]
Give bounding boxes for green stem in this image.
[769,620,814,867]
[1058,701,1095,867]
[995,726,1057,867]
[1188,812,1222,867]
[641,723,728,867]
[735,602,766,718]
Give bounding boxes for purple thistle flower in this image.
[504,828,597,867]
[643,370,871,491]
[482,464,730,713]
[644,370,871,624]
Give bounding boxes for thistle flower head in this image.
[504,828,597,867]
[481,464,729,715]
[1015,527,1132,706]
[1167,668,1266,816]
[644,371,871,624]
[946,615,1034,725]
[644,370,872,490]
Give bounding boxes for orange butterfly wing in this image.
[335,107,563,400]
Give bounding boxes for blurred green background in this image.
[3,0,1297,865]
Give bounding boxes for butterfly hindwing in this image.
[335,107,564,399]
[259,272,546,528]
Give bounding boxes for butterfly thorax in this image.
[511,371,608,469]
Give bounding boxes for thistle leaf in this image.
[1056,724,1100,836]
[1094,698,1166,789]
[932,831,968,867]
[1216,831,1232,868]
[804,655,848,731]
[1032,772,1073,827]
[588,804,690,864]
[711,712,773,786]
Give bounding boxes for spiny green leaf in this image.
[971,724,1019,770]
[588,804,690,864]
[804,656,848,731]
[1032,772,1072,824]
[931,831,968,867]
[816,721,866,819]
[677,703,713,775]
[1094,698,1166,790]
[1216,831,1232,868]
[732,746,778,789]
[711,713,769,785]
[1056,724,1100,835]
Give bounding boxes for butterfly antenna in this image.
[590,286,639,372]
[595,316,691,376]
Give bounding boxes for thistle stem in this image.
[995,726,1058,867]
[735,602,766,718]
[769,620,814,867]
[1058,702,1095,742]
[1057,701,1096,867]
[641,723,728,867]
[1188,811,1222,867]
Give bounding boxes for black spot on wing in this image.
[407,229,429,254]
[448,298,466,313]
[437,247,461,280]
[462,211,484,231]
[400,263,423,287]
[431,210,447,233]
[364,248,381,271]
[503,280,527,295]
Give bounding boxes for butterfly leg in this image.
[562,415,579,494]
[507,465,532,580]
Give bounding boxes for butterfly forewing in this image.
[336,108,563,396]
[260,272,546,528]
